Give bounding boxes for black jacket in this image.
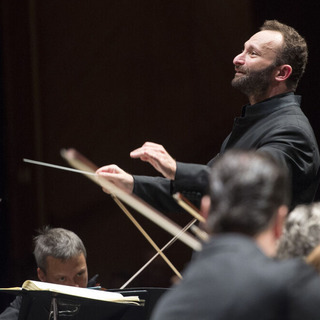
[151,234,320,320]
[133,92,320,212]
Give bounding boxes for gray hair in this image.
[33,226,87,272]
[276,202,320,259]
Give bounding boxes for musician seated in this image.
[150,151,320,319]
[0,226,98,320]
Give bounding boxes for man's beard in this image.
[231,63,276,98]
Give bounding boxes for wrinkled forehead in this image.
[246,30,283,54]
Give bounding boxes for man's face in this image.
[231,30,283,97]
[37,253,88,288]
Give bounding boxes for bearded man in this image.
[96,20,320,213]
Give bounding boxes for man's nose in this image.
[233,52,245,66]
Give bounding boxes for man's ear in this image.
[273,205,288,239]
[275,64,292,82]
[37,267,46,282]
[200,195,211,221]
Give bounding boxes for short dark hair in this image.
[207,150,290,236]
[33,226,87,272]
[260,20,308,91]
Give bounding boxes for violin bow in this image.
[120,218,197,289]
[59,148,201,252]
[60,149,208,282]
[57,149,187,279]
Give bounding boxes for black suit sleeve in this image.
[132,175,182,213]
[132,161,211,213]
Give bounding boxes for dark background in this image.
[0,0,319,311]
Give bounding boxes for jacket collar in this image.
[241,92,301,118]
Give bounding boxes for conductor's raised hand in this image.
[130,142,177,180]
[96,164,134,194]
